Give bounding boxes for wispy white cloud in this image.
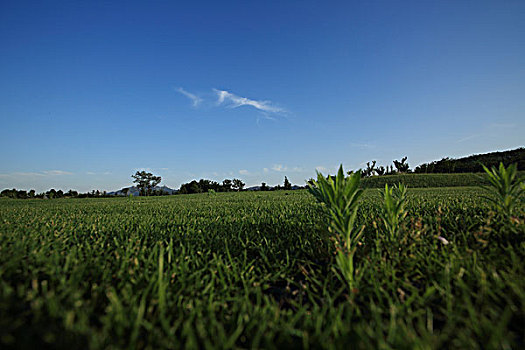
[0,170,72,178]
[43,170,73,176]
[239,169,250,175]
[214,89,285,114]
[271,164,303,173]
[177,87,203,107]
[457,134,480,143]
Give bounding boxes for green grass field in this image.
[1,188,524,349]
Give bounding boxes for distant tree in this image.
[66,190,78,197]
[179,180,202,194]
[260,182,269,191]
[393,157,410,173]
[232,178,245,191]
[363,161,377,177]
[47,189,57,199]
[283,176,292,190]
[132,171,162,196]
[122,188,129,196]
[376,166,386,176]
[222,179,233,191]
[28,189,36,198]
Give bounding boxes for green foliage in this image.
[283,176,292,190]
[393,156,410,173]
[381,183,408,238]
[0,187,524,348]
[415,147,525,173]
[308,165,364,289]
[482,162,524,218]
[131,171,162,196]
[361,172,495,188]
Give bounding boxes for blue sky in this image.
[1,0,524,192]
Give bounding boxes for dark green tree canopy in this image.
[232,178,245,191]
[284,176,292,190]
[131,171,162,196]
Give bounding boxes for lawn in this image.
[0,188,523,349]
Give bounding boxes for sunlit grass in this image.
[0,184,523,348]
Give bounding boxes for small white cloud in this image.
[239,169,250,175]
[263,168,269,173]
[177,87,203,107]
[315,166,328,173]
[214,89,285,114]
[350,142,375,149]
[272,164,285,172]
[270,164,303,173]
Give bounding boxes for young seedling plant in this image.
[381,183,408,241]
[481,162,524,219]
[308,165,364,290]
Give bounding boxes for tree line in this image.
[0,188,112,199]
[413,147,524,173]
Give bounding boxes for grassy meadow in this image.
[1,186,524,349]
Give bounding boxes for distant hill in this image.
[414,147,524,173]
[360,173,492,188]
[108,185,177,196]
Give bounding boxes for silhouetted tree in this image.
[222,179,233,191]
[362,161,377,177]
[132,171,162,196]
[393,157,410,173]
[284,176,292,190]
[260,182,269,191]
[232,178,245,191]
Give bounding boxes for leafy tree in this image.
[232,179,245,191]
[66,190,78,197]
[222,179,233,191]
[393,157,410,173]
[284,176,292,190]
[376,166,386,176]
[363,161,377,177]
[132,171,162,196]
[28,190,36,198]
[260,182,269,191]
[179,180,202,194]
[47,189,57,199]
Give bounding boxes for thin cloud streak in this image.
[214,89,285,114]
[177,87,203,107]
[0,170,73,178]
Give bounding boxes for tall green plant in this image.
[482,163,524,218]
[308,165,364,289]
[381,183,408,239]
